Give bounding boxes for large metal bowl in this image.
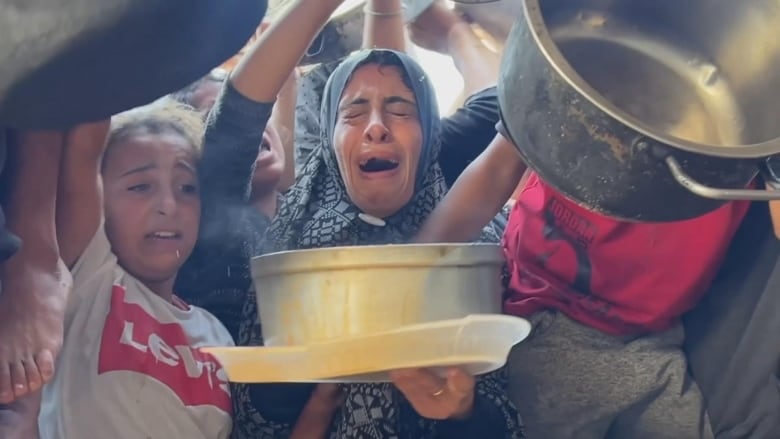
[251,244,504,346]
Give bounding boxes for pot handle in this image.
[665,156,780,201]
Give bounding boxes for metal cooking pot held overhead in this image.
[0,0,268,129]
[498,0,780,222]
[266,0,435,67]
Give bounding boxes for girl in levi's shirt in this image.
[32,102,237,439]
[33,101,340,439]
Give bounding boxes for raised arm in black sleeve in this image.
[438,86,500,187]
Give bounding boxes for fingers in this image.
[9,361,28,399]
[21,356,41,394]
[33,350,55,383]
[390,367,476,420]
[0,364,13,404]
[444,367,474,399]
[443,367,476,419]
[390,368,444,400]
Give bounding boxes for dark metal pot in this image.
[498,0,780,222]
[0,0,267,129]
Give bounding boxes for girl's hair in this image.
[106,98,205,163]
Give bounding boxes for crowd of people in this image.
[0,0,760,438]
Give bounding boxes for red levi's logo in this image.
[98,285,231,413]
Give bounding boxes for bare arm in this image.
[55,121,110,268]
[0,131,69,406]
[409,2,499,97]
[3,132,63,270]
[272,70,299,191]
[414,133,526,243]
[230,0,344,103]
[289,384,343,439]
[447,24,500,97]
[362,0,406,51]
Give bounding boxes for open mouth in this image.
[359,157,399,173]
[146,231,182,240]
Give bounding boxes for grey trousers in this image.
[507,310,713,439]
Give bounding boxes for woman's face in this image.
[102,131,201,287]
[332,63,423,219]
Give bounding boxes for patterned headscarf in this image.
[268,49,470,251]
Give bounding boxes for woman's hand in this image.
[407,1,467,55]
[389,367,475,420]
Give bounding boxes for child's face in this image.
[251,122,285,194]
[102,131,200,286]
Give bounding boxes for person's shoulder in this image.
[464,85,498,104]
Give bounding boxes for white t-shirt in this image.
[39,228,235,439]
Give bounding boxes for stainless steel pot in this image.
[251,243,504,346]
[499,0,780,221]
[268,0,433,66]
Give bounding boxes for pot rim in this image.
[251,243,503,278]
[522,0,780,159]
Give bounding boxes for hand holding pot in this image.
[408,1,468,54]
[389,367,475,420]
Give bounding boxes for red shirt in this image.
[502,172,749,335]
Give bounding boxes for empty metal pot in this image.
[267,0,433,66]
[499,0,780,221]
[251,243,504,346]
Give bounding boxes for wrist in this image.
[365,0,403,18]
[368,0,403,14]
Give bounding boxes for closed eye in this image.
[388,110,412,118]
[127,183,151,192]
[386,101,416,118]
[342,111,367,120]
